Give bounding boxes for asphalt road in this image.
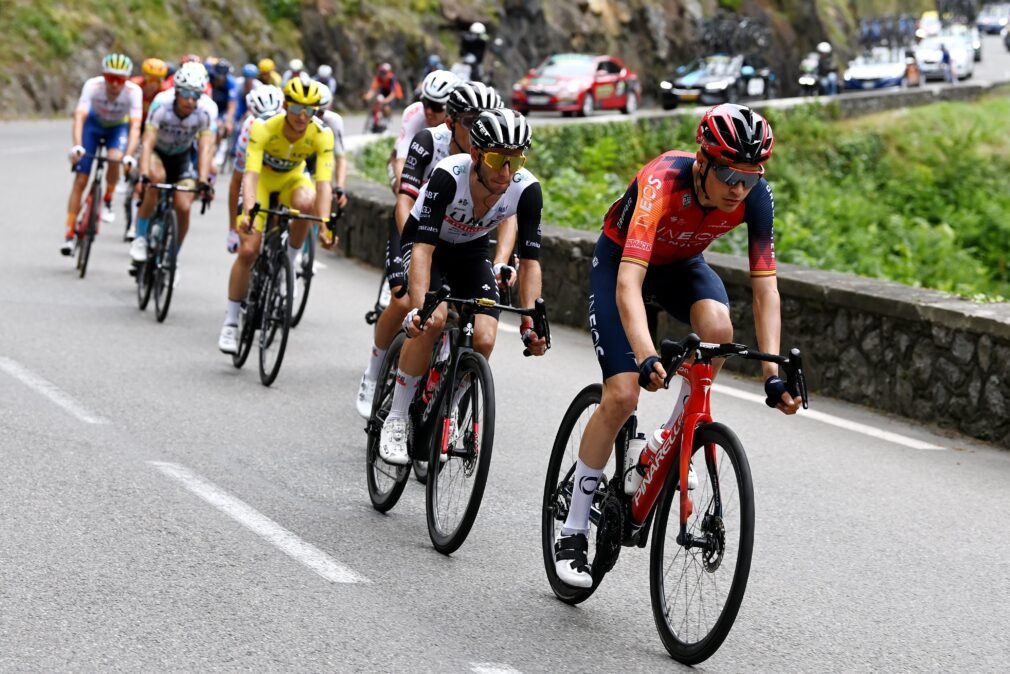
[2,72,1010,672]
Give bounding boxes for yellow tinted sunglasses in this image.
[481,151,527,172]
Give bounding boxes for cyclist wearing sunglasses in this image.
[388,70,459,194]
[130,62,218,266]
[61,53,143,255]
[218,76,334,355]
[553,103,803,589]
[354,81,507,419]
[377,108,546,465]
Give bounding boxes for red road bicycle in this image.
[542,333,808,664]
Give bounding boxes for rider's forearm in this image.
[493,216,517,265]
[407,243,434,310]
[751,275,783,379]
[615,262,655,363]
[392,158,405,190]
[197,135,214,183]
[314,180,332,220]
[226,101,237,125]
[72,111,87,147]
[518,259,542,312]
[126,118,141,156]
[139,130,156,176]
[333,155,347,193]
[241,172,259,214]
[394,194,414,234]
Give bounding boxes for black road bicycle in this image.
[135,182,209,322]
[231,199,328,387]
[365,284,550,554]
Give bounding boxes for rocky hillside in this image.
[1,0,936,118]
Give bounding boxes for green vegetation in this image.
[354,97,1010,301]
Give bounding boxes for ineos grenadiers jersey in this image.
[398,123,452,199]
[602,151,776,277]
[409,153,543,259]
[76,77,143,127]
[146,89,218,155]
[394,101,427,159]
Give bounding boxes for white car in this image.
[843,48,919,90]
[914,36,974,81]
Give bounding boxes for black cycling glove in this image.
[764,376,788,408]
[638,355,661,388]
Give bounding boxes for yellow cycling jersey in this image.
[244,112,334,184]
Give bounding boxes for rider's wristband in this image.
[638,355,661,388]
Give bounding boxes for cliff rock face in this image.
[2,0,893,117]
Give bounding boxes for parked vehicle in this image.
[977,3,1010,34]
[797,52,820,95]
[915,36,974,80]
[1004,25,1010,50]
[916,10,943,39]
[659,54,777,109]
[843,47,922,90]
[511,53,640,117]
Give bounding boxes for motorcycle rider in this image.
[816,41,838,96]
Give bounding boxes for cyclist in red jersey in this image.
[362,63,404,129]
[553,103,803,589]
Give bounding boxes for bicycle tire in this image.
[77,185,99,279]
[136,225,155,311]
[649,422,754,665]
[541,383,609,605]
[425,351,495,555]
[154,210,178,323]
[366,333,411,511]
[258,253,293,386]
[123,179,135,241]
[291,230,315,328]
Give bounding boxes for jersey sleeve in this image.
[515,180,543,261]
[744,179,777,277]
[311,127,335,184]
[398,129,435,199]
[413,168,458,246]
[620,172,664,267]
[244,118,266,174]
[75,80,96,114]
[329,114,345,156]
[394,103,423,158]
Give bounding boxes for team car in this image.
[511,53,640,117]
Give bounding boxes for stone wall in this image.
[333,176,1010,449]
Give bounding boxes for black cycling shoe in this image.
[554,532,593,588]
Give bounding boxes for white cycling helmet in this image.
[174,61,209,93]
[420,70,460,104]
[316,82,333,109]
[469,22,486,35]
[817,41,832,54]
[317,64,333,80]
[246,85,284,118]
[289,57,304,72]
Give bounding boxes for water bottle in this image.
[151,221,162,243]
[623,433,647,495]
[435,332,451,364]
[626,428,668,494]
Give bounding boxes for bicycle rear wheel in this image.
[541,383,619,605]
[258,253,293,386]
[649,422,754,665]
[365,333,410,511]
[291,229,315,328]
[425,351,495,555]
[153,210,178,323]
[123,177,135,241]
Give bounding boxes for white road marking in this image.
[0,357,110,424]
[0,146,49,156]
[150,461,371,584]
[471,664,523,674]
[712,383,946,451]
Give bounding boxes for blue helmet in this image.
[241,63,258,78]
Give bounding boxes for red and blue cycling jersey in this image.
[601,151,777,277]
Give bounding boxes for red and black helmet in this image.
[696,103,774,165]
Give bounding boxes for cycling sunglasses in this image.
[481,150,527,173]
[287,103,319,117]
[103,74,127,85]
[712,163,764,190]
[422,99,445,113]
[176,88,201,100]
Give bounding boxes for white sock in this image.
[387,370,421,420]
[663,378,692,430]
[562,459,604,536]
[287,243,300,268]
[225,300,241,326]
[364,344,387,381]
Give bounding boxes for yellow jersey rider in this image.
[217,76,334,355]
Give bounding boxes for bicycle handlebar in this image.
[147,182,212,214]
[248,202,329,225]
[659,333,809,409]
[409,284,551,357]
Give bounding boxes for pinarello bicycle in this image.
[366,284,550,554]
[70,140,119,279]
[542,334,808,664]
[135,181,209,322]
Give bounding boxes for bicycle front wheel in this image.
[258,254,293,386]
[153,211,178,323]
[291,230,315,328]
[425,351,495,555]
[77,186,99,279]
[365,333,410,511]
[649,422,755,665]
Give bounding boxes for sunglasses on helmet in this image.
[480,150,527,173]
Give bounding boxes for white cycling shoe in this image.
[101,203,115,224]
[129,237,147,263]
[218,324,239,355]
[356,373,376,419]
[554,532,593,588]
[379,417,410,465]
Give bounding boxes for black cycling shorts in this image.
[402,236,500,319]
[589,234,729,379]
[156,148,197,185]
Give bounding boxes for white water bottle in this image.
[624,433,647,495]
